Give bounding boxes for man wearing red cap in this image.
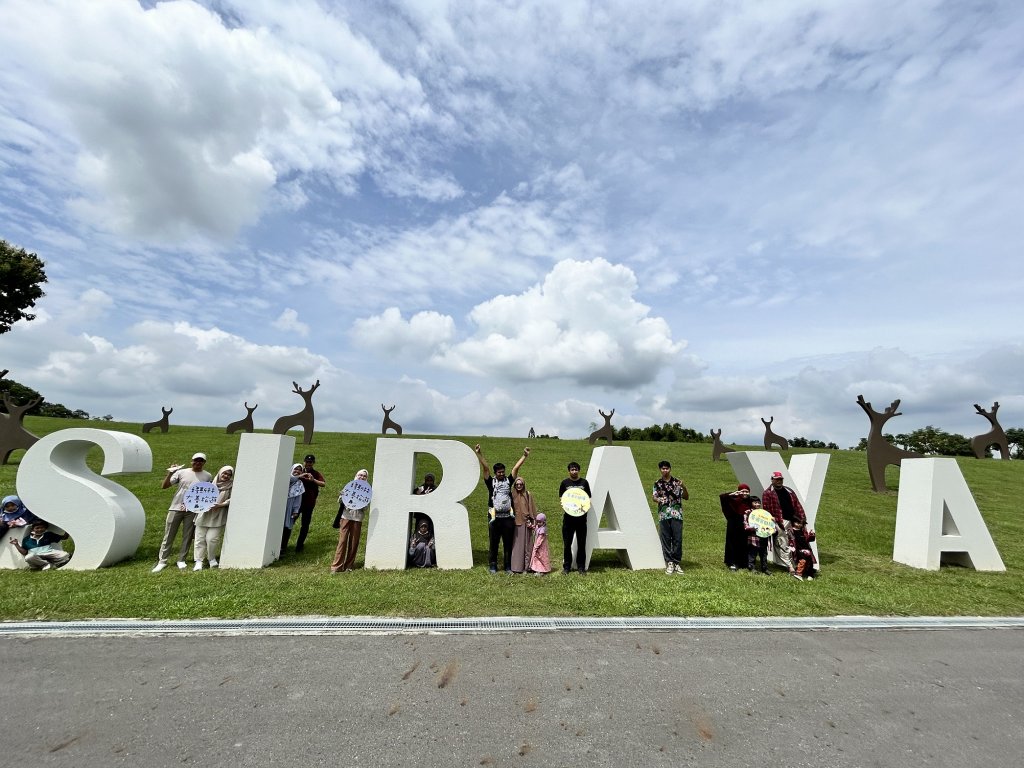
[761,471,806,574]
[719,483,754,571]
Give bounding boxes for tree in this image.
[0,239,48,334]
[1005,427,1024,459]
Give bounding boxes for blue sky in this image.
[0,0,1021,448]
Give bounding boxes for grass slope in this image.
[0,416,1021,620]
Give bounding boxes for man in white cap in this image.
[153,452,212,572]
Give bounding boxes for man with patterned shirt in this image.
[761,470,806,574]
[651,460,688,574]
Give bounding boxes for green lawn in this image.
[1,416,1021,620]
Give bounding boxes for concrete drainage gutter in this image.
[1,615,1023,637]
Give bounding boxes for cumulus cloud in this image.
[273,308,310,337]
[0,0,444,240]
[350,307,455,359]
[433,258,684,387]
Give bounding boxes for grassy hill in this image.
[0,416,1021,620]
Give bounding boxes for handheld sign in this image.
[560,486,591,518]
[748,508,777,538]
[341,479,372,510]
[184,482,219,514]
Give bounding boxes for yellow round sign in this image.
[560,487,591,517]
[748,508,777,538]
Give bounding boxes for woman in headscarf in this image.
[720,483,754,571]
[408,518,435,568]
[281,463,305,554]
[330,469,370,573]
[194,466,233,570]
[1,495,37,540]
[509,476,538,573]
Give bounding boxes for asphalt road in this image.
[3,628,1022,768]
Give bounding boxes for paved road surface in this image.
[3,628,1022,767]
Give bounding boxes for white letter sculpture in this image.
[364,438,479,570]
[10,428,152,570]
[583,446,664,570]
[726,451,830,567]
[893,458,1005,571]
[220,433,296,568]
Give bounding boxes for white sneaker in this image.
[152,562,167,573]
[665,563,674,574]
[41,564,52,571]
[193,561,203,571]
[674,565,684,575]
[209,558,219,568]
[176,561,187,570]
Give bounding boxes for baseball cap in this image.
[304,454,316,462]
[192,453,207,462]
[771,471,784,478]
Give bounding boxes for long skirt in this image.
[510,523,534,572]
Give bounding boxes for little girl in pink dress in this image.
[529,512,551,575]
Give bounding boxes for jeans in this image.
[488,515,515,570]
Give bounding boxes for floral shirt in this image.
[652,477,686,521]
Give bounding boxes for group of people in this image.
[719,471,819,580]
[4,494,70,570]
[5,445,817,579]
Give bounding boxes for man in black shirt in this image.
[558,461,592,574]
[475,444,529,573]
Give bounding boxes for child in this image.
[408,519,435,568]
[528,512,551,575]
[8,520,70,570]
[744,498,773,574]
[281,463,305,553]
[789,520,818,581]
[0,495,37,539]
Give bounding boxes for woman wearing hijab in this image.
[1,495,38,540]
[509,476,538,573]
[330,469,370,573]
[281,463,305,554]
[720,483,754,571]
[194,466,233,570]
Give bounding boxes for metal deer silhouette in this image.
[0,371,40,464]
[971,401,1009,460]
[273,381,320,445]
[588,408,615,445]
[226,402,258,435]
[856,394,924,493]
[761,417,789,451]
[710,428,735,461]
[142,406,173,434]
[381,404,403,436]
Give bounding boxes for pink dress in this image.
[529,525,551,573]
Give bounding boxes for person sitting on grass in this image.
[789,520,818,581]
[8,520,70,570]
[408,519,435,568]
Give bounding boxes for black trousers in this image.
[748,538,769,571]
[488,515,515,570]
[294,502,317,548]
[659,517,683,565]
[562,514,588,572]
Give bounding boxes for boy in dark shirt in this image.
[8,520,70,570]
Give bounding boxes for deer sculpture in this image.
[761,417,789,451]
[528,426,536,439]
[225,402,258,435]
[0,389,40,464]
[710,428,735,461]
[273,381,320,445]
[856,394,924,493]
[971,401,1010,460]
[381,404,403,436]
[588,408,615,445]
[142,406,173,434]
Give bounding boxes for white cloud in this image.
[350,307,455,358]
[434,258,684,387]
[273,308,310,337]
